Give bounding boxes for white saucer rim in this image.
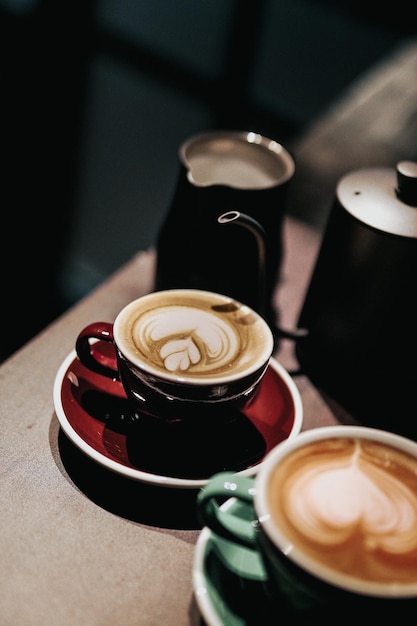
[193,497,243,626]
[53,349,303,489]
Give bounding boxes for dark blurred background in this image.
[2,0,416,361]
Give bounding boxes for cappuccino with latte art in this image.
[267,436,417,592]
[114,289,272,382]
[198,426,417,619]
[76,288,274,424]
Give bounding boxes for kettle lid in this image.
[337,161,417,238]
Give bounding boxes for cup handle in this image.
[208,529,268,582]
[197,471,268,581]
[75,321,120,379]
[198,471,257,547]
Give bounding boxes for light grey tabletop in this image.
[0,217,343,626]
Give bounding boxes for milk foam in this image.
[270,438,417,585]
[188,154,278,188]
[135,305,239,374]
[115,290,273,381]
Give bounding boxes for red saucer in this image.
[53,341,303,488]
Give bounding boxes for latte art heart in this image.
[160,337,201,371]
[269,438,417,585]
[286,446,417,553]
[134,306,240,374]
[114,289,273,385]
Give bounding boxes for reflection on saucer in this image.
[53,343,303,489]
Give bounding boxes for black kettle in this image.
[296,161,417,438]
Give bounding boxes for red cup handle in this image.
[75,321,120,379]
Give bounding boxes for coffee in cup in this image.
[197,426,417,619]
[76,288,274,425]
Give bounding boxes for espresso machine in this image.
[295,161,417,439]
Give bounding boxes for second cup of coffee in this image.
[75,288,274,424]
[197,425,417,619]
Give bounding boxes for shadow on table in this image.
[57,428,202,530]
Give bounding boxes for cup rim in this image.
[255,425,417,598]
[113,288,274,386]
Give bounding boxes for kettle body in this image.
[296,162,417,438]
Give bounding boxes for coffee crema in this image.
[114,290,273,382]
[268,437,417,590]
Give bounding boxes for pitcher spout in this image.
[218,211,266,318]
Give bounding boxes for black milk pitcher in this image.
[154,130,295,333]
